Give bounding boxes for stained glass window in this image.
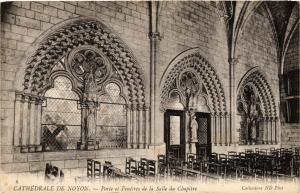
[96,83,127,148]
[42,76,81,151]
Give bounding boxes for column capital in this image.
[159,105,166,113]
[37,96,45,105]
[22,94,31,103]
[220,111,228,117]
[228,58,238,66]
[15,92,24,101]
[131,103,139,111]
[143,104,150,111]
[148,32,162,41]
[29,95,38,104]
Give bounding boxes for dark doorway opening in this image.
[164,110,186,161]
[195,112,211,159]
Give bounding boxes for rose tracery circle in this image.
[178,70,201,96]
[67,48,111,84]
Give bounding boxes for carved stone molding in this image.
[67,47,111,85]
[23,19,145,104]
[161,52,227,113]
[237,69,277,117]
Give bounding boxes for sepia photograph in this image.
[0,1,299,193]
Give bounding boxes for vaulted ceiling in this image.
[264,1,296,48]
[218,1,299,72]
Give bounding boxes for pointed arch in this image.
[22,17,146,104]
[237,67,277,117]
[160,48,227,113]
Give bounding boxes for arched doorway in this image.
[160,48,228,161]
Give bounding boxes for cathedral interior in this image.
[0,1,299,183]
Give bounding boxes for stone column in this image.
[220,112,226,146]
[229,58,238,145]
[210,113,215,145]
[132,104,137,148]
[138,105,144,148]
[267,117,272,144]
[225,113,230,146]
[35,97,43,151]
[271,117,276,144]
[275,117,280,144]
[144,105,150,148]
[126,104,132,148]
[149,1,163,147]
[14,93,23,146]
[262,117,266,144]
[21,95,30,152]
[29,96,37,152]
[215,113,220,146]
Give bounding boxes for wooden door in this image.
[164,110,185,161]
[195,112,211,159]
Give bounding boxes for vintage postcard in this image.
[0,1,299,193]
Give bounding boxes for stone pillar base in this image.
[132,143,138,148]
[20,146,29,153]
[190,143,197,154]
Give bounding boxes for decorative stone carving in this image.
[238,70,277,117]
[23,19,145,104]
[190,114,198,142]
[237,69,278,145]
[68,48,111,85]
[161,52,227,113]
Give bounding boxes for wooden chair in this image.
[138,158,148,177]
[94,161,101,180]
[219,154,230,178]
[125,157,137,175]
[103,161,113,178]
[147,159,156,177]
[157,155,168,176]
[170,159,184,179]
[187,153,196,169]
[87,159,94,178]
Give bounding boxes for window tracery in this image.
[237,84,263,144]
[96,83,127,148]
[14,19,148,152]
[42,77,81,151]
[237,68,278,145]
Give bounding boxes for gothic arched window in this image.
[237,85,263,145]
[42,76,81,151]
[97,82,127,148]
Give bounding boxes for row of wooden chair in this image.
[125,157,156,177]
[87,159,122,180]
[156,146,299,182]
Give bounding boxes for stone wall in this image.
[1,148,156,174]
[158,1,229,105]
[281,26,300,147]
